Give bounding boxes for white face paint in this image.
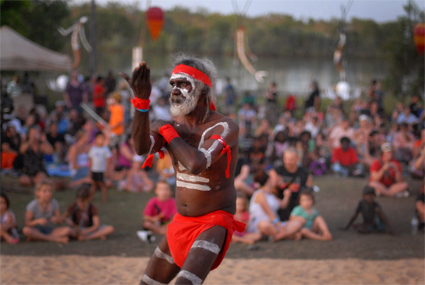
[169,73,201,117]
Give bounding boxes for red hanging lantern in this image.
[413,23,425,55]
[146,7,164,41]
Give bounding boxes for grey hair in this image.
[172,54,217,103]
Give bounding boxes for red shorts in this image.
[166,210,245,270]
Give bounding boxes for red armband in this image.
[159,124,180,144]
[210,135,231,178]
[131,97,150,111]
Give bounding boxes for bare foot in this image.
[294,232,302,241]
[55,237,69,244]
[78,235,86,241]
[100,235,107,240]
[26,237,34,242]
[5,238,19,244]
[322,232,333,241]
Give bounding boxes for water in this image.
[82,51,389,97]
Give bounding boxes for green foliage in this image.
[0,0,32,36]
[384,0,424,97]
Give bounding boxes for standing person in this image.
[104,71,116,96]
[88,132,112,202]
[264,82,279,127]
[64,70,87,113]
[222,77,237,115]
[269,147,313,221]
[107,92,125,148]
[120,57,244,284]
[92,76,106,115]
[304,81,320,112]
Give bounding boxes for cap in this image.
[381,142,392,152]
[363,186,376,195]
[359,114,370,122]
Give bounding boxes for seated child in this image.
[1,142,17,170]
[344,185,395,234]
[118,155,154,193]
[137,181,176,241]
[0,193,19,244]
[290,187,332,241]
[64,184,115,241]
[232,193,261,245]
[22,180,72,243]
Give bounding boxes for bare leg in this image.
[99,181,108,202]
[79,225,115,241]
[143,221,168,235]
[90,181,97,199]
[232,233,261,245]
[312,216,332,240]
[22,227,69,243]
[175,225,227,284]
[1,229,16,243]
[369,181,407,197]
[140,236,181,285]
[273,220,303,241]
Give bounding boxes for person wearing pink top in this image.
[138,181,177,241]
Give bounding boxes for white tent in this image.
[0,26,71,71]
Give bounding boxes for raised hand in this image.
[119,62,152,99]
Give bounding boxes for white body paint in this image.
[177,270,202,285]
[191,240,220,254]
[154,247,174,264]
[142,275,167,285]
[169,73,200,117]
[176,181,210,191]
[198,122,230,168]
[177,173,209,183]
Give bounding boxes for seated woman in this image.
[248,170,304,242]
[116,134,136,171]
[19,127,54,187]
[67,130,91,188]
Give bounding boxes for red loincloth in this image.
[166,210,245,270]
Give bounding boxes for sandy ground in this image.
[1,255,424,284]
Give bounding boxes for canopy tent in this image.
[0,26,71,71]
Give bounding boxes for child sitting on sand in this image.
[232,193,261,245]
[118,155,154,193]
[344,186,395,234]
[64,184,115,241]
[137,181,177,242]
[0,193,19,244]
[22,180,72,243]
[290,187,332,241]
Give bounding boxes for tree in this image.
[385,0,424,97]
[0,0,32,36]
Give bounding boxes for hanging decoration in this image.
[236,26,268,83]
[58,16,92,69]
[146,7,164,41]
[333,33,346,81]
[413,23,425,56]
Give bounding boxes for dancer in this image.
[120,56,244,284]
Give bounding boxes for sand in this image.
[1,255,424,284]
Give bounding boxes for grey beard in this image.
[170,89,201,117]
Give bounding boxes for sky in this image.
[83,0,425,23]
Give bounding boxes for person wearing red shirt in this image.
[331,137,361,177]
[369,142,409,197]
[93,76,106,115]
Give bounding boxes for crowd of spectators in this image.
[1,72,424,244]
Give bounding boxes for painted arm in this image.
[166,121,239,175]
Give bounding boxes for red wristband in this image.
[131,98,150,110]
[159,124,180,144]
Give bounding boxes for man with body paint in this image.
[120,56,244,285]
